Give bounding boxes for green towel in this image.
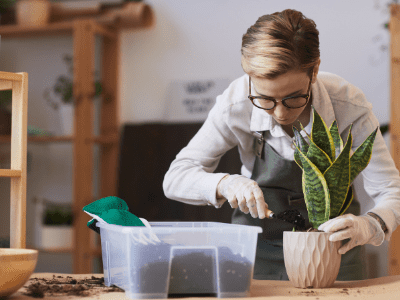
[83,196,145,234]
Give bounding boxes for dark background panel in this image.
[117,123,243,223]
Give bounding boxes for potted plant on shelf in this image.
[43,54,102,136]
[41,201,74,249]
[283,106,378,288]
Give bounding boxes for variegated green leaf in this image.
[293,126,309,154]
[293,142,303,169]
[307,138,333,174]
[294,143,330,228]
[329,120,343,160]
[310,105,336,162]
[293,126,310,169]
[323,125,352,217]
[338,185,354,216]
[349,126,379,184]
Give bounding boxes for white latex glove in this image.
[318,213,385,255]
[217,174,268,219]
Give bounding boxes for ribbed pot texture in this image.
[283,231,342,288]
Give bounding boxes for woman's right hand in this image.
[217,174,267,219]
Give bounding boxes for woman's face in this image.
[250,70,314,127]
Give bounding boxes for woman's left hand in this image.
[318,214,385,255]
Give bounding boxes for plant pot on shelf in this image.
[41,205,73,249]
[59,104,74,136]
[283,231,342,288]
[41,225,72,249]
[16,0,51,27]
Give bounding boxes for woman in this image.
[163,9,400,280]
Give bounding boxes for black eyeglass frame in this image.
[248,73,313,110]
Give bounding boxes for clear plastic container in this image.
[96,221,262,299]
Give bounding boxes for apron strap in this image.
[252,131,265,159]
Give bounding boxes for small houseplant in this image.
[283,105,378,288]
[41,203,74,249]
[44,54,102,135]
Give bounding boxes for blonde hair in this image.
[241,9,320,79]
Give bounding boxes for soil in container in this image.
[125,242,253,296]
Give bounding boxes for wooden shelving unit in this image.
[0,2,155,274]
[389,4,400,276]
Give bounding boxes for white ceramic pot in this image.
[59,104,74,136]
[41,225,73,249]
[16,0,51,27]
[283,231,342,288]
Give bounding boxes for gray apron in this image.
[231,131,366,280]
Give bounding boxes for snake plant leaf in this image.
[338,185,354,216]
[307,137,333,174]
[310,105,336,162]
[298,121,312,145]
[323,124,352,217]
[293,126,309,154]
[293,142,303,169]
[349,126,379,184]
[293,126,310,169]
[294,143,330,228]
[329,120,343,160]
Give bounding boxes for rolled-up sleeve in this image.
[163,93,240,208]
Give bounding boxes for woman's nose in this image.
[274,102,290,118]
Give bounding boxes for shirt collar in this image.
[249,74,336,134]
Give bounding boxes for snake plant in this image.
[292,105,378,229]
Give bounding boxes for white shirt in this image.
[163,72,400,241]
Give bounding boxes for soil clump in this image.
[21,275,123,298]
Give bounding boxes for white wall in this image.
[0,0,393,277]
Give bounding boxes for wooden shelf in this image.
[0,135,118,144]
[0,20,116,39]
[27,245,102,257]
[1,2,155,274]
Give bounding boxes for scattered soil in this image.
[21,275,123,298]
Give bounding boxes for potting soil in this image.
[112,241,253,296]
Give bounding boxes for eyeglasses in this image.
[248,74,313,110]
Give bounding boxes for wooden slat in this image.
[0,21,74,38]
[0,71,23,82]
[93,22,116,40]
[389,4,400,276]
[10,72,28,249]
[0,169,22,177]
[72,19,95,274]
[100,32,120,199]
[0,80,12,91]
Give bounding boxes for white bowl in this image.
[0,248,39,298]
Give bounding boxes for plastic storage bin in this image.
[96,221,262,299]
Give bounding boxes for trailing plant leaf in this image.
[294,143,331,228]
[338,185,354,216]
[306,137,333,174]
[310,105,336,162]
[329,120,343,160]
[323,125,352,217]
[349,126,379,184]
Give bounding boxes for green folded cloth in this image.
[82,196,145,234]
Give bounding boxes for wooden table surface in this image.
[7,273,400,300]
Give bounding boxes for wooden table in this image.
[8,273,400,299]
